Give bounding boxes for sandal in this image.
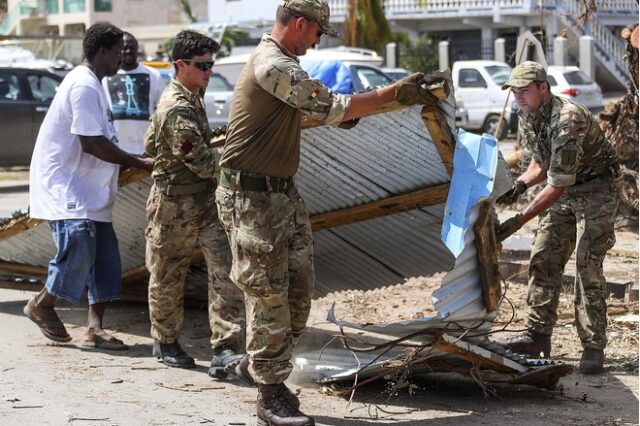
[79,332,128,351]
[22,298,72,343]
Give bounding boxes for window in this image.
[64,0,85,13]
[45,0,59,13]
[207,74,234,92]
[354,66,392,91]
[547,75,558,87]
[563,70,592,85]
[27,73,60,102]
[0,73,25,100]
[94,0,112,12]
[458,69,486,88]
[484,65,511,85]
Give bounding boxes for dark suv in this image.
[0,67,63,167]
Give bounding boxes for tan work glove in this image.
[495,214,523,242]
[496,180,528,205]
[394,72,439,106]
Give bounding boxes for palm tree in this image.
[344,0,391,53]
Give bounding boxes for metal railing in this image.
[328,0,528,16]
[555,0,631,83]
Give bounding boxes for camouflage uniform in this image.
[145,79,245,351]
[518,94,618,350]
[216,34,350,384]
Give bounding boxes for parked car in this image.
[381,67,411,81]
[452,60,512,139]
[204,72,234,129]
[0,67,62,167]
[547,65,604,112]
[300,59,394,93]
[141,60,233,130]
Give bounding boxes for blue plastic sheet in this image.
[299,59,354,93]
[441,129,499,258]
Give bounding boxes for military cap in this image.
[281,0,338,37]
[501,61,548,90]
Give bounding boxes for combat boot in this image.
[257,384,314,426]
[578,348,605,375]
[152,340,196,369]
[208,347,244,379]
[494,330,551,358]
[235,355,300,409]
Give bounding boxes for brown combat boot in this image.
[236,355,300,409]
[257,384,314,426]
[494,330,551,358]
[578,348,605,375]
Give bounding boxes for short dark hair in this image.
[171,30,219,61]
[276,5,300,25]
[83,22,123,61]
[534,80,550,91]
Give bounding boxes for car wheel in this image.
[483,114,507,140]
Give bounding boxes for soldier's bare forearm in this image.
[342,85,396,122]
[519,160,547,188]
[520,184,564,224]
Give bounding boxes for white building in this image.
[208,0,638,89]
[1,0,208,60]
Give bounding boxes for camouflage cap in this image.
[281,0,338,37]
[501,61,547,90]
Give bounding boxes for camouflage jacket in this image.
[518,95,617,187]
[144,79,217,185]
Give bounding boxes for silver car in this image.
[204,72,234,130]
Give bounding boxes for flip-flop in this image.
[22,299,72,343]
[79,333,129,351]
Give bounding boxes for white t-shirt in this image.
[102,64,163,155]
[30,65,120,222]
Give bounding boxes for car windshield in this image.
[355,67,393,90]
[207,74,233,91]
[484,65,512,85]
[563,70,592,85]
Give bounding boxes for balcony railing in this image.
[328,0,638,18]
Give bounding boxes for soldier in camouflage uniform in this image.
[145,30,245,375]
[216,1,438,424]
[494,61,619,375]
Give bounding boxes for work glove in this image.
[496,180,528,205]
[495,214,523,242]
[394,72,439,106]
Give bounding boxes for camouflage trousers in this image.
[215,183,314,385]
[527,178,618,350]
[145,183,245,351]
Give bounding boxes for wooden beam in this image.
[0,261,47,278]
[421,106,456,176]
[310,184,449,231]
[473,200,502,312]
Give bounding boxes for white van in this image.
[452,60,512,139]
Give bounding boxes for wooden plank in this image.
[0,261,47,278]
[433,333,528,373]
[473,200,502,312]
[421,106,456,176]
[310,183,449,231]
[0,216,41,242]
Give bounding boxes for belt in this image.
[219,168,293,192]
[155,180,213,196]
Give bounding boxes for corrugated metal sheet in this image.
[327,130,512,337]
[0,77,460,297]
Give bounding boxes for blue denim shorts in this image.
[44,219,122,305]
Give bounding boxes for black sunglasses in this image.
[182,59,215,71]
[301,16,324,38]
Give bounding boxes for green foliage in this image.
[345,0,392,54]
[398,34,439,74]
[218,27,249,58]
[177,0,197,24]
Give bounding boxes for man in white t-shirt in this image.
[25,23,154,350]
[103,32,163,155]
